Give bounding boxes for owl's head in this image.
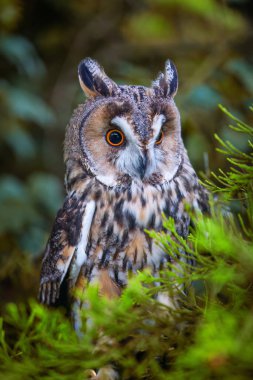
[65,58,183,188]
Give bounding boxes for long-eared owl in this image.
[39,58,208,312]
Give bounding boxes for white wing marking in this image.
[69,200,96,283]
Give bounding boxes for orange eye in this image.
[106,129,125,147]
[155,130,164,145]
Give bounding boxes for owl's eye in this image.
[155,130,164,145]
[106,129,125,147]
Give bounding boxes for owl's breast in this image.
[94,182,171,236]
[70,174,205,297]
[84,181,188,269]
[120,183,165,230]
[111,180,189,231]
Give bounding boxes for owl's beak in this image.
[139,154,147,179]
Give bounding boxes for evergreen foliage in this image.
[1,107,253,379]
[0,1,253,378]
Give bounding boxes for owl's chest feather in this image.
[94,182,168,237]
[93,180,188,234]
[67,172,206,297]
[79,180,189,273]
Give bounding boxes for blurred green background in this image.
[0,0,252,309]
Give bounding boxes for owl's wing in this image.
[39,191,96,305]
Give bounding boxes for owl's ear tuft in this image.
[78,58,118,98]
[152,59,178,98]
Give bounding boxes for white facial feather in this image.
[96,174,117,187]
[143,114,166,178]
[116,145,142,177]
[111,116,144,178]
[111,116,138,145]
[149,114,166,147]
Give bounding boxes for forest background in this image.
[0,1,253,379]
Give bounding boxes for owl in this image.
[39,57,208,318]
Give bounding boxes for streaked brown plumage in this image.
[39,57,208,315]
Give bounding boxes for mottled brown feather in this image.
[39,58,209,321]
